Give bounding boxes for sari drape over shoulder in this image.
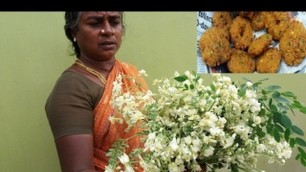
[93,60,147,171]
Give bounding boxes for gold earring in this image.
[73,37,76,42]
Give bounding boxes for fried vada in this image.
[227,48,255,73]
[279,20,306,66]
[256,48,281,73]
[230,16,254,50]
[199,27,231,67]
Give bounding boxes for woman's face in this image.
[74,12,123,61]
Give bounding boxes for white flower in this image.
[138,69,148,76]
[168,162,183,172]
[277,141,292,159]
[119,153,130,165]
[105,166,114,172]
[148,132,156,140]
[169,137,179,151]
[256,144,266,153]
[125,165,135,172]
[129,110,145,124]
[108,71,304,172]
[233,123,251,140]
[249,98,261,113]
[246,81,253,87]
[222,135,235,148]
[174,71,180,77]
[204,146,215,157]
[209,126,223,137]
[108,116,123,124]
[184,136,192,145]
[253,116,262,126]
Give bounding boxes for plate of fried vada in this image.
[197,11,306,73]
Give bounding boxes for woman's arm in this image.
[55,134,96,172]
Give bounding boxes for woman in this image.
[45,12,147,172]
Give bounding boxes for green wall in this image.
[0,12,305,172]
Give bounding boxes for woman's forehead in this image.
[80,11,122,18]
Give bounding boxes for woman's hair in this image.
[64,12,125,58]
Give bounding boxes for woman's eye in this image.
[89,22,101,27]
[110,19,121,26]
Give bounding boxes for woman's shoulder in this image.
[52,69,103,95]
[56,69,89,85]
[47,69,104,109]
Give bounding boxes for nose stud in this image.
[101,29,105,33]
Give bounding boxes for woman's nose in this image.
[100,22,113,34]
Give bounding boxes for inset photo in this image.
[197,11,306,73]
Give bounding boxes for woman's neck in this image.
[78,56,116,75]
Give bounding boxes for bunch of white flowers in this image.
[106,71,306,172]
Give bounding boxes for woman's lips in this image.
[99,41,116,50]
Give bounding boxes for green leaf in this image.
[296,153,301,160]
[290,138,296,147]
[296,137,306,147]
[252,78,268,88]
[272,91,281,98]
[267,116,272,125]
[184,84,189,90]
[292,125,304,136]
[268,97,272,106]
[301,157,306,166]
[174,75,188,82]
[281,91,297,98]
[269,104,278,114]
[210,84,216,92]
[285,129,291,142]
[267,123,274,135]
[262,89,269,95]
[238,84,247,97]
[275,124,285,133]
[292,100,303,109]
[230,163,239,172]
[298,147,306,158]
[274,130,281,142]
[280,114,292,128]
[259,108,266,116]
[278,103,289,112]
[256,127,266,138]
[274,96,290,105]
[300,107,306,114]
[272,112,281,124]
[190,84,195,90]
[266,85,281,91]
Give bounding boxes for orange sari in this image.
[93,59,147,171]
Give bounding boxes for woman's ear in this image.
[71,31,77,42]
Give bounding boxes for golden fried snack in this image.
[227,48,255,73]
[264,11,292,41]
[230,16,253,50]
[250,12,266,31]
[213,12,233,31]
[212,12,232,41]
[279,20,306,66]
[248,33,273,57]
[239,11,256,20]
[199,27,231,67]
[263,12,277,28]
[256,48,281,73]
